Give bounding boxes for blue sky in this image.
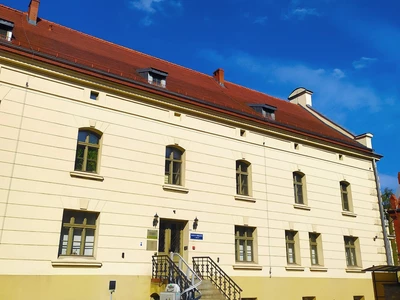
[4,0,400,190]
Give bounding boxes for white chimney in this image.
[288,87,313,107]
[355,133,373,149]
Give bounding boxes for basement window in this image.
[248,104,276,120]
[0,19,14,42]
[137,68,168,88]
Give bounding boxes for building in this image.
[0,1,389,299]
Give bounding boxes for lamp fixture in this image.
[153,213,159,228]
[193,217,199,231]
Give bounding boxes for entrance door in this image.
[158,219,186,256]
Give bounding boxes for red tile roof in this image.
[0,4,374,154]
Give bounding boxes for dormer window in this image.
[0,19,14,42]
[137,68,168,88]
[249,104,276,120]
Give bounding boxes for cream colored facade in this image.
[0,52,386,300]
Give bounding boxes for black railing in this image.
[152,255,201,300]
[192,256,242,300]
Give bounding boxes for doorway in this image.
[158,219,187,257]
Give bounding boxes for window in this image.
[293,172,305,204]
[236,160,251,196]
[58,209,98,256]
[353,297,364,300]
[303,297,316,300]
[90,91,99,100]
[285,230,299,264]
[165,146,184,185]
[340,181,352,211]
[309,233,321,265]
[74,129,101,173]
[344,236,360,267]
[235,226,255,262]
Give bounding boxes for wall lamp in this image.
[153,213,159,228]
[193,217,199,231]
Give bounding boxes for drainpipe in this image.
[372,158,393,265]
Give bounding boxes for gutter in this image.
[373,158,393,265]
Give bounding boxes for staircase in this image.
[151,254,242,300]
[152,253,202,300]
[192,257,242,300]
[197,280,226,300]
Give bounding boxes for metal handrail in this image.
[192,256,242,300]
[152,254,202,300]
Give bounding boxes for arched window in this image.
[293,172,306,205]
[236,160,251,196]
[165,146,184,185]
[340,181,352,212]
[74,129,101,173]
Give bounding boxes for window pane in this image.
[78,131,88,142]
[287,244,295,263]
[88,133,99,144]
[60,228,69,255]
[246,241,253,261]
[166,147,173,158]
[342,193,349,210]
[236,173,240,194]
[239,240,244,261]
[295,184,304,204]
[311,245,318,265]
[74,145,85,171]
[72,228,83,255]
[241,175,248,195]
[84,229,95,256]
[86,213,97,225]
[173,149,182,160]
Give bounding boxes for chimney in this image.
[355,133,373,149]
[28,0,40,25]
[213,68,224,86]
[288,87,313,107]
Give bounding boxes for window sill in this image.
[310,266,328,272]
[293,204,311,211]
[162,184,189,194]
[234,195,256,203]
[70,171,104,182]
[233,264,263,270]
[285,265,305,271]
[51,258,102,268]
[342,211,357,217]
[345,267,364,273]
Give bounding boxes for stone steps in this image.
[198,280,226,300]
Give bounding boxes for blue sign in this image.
[190,233,203,240]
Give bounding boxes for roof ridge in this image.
[0,4,24,15]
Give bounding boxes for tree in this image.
[382,188,398,265]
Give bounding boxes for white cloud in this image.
[332,68,345,79]
[198,49,381,111]
[130,0,164,13]
[352,57,377,69]
[140,16,153,26]
[128,0,182,26]
[253,16,268,25]
[283,7,320,20]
